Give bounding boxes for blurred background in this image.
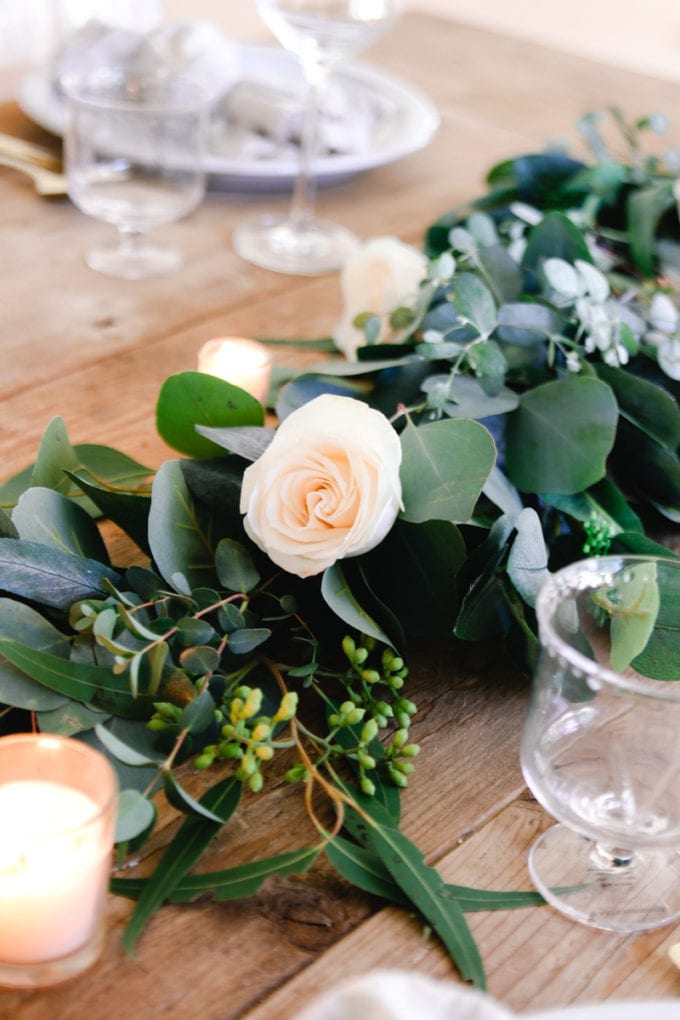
[1,0,680,86]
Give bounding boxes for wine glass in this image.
[233,0,404,276]
[62,68,207,280]
[521,555,680,932]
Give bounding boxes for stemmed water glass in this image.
[62,68,207,280]
[233,0,404,276]
[521,555,680,932]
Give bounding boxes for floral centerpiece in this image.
[1,109,680,987]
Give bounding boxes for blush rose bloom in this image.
[333,236,428,361]
[239,394,403,578]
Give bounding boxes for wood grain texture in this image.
[1,12,680,1018]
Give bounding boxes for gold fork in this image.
[0,154,66,196]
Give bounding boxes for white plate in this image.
[528,1001,679,1019]
[17,44,439,191]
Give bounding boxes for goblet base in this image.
[528,823,680,933]
[233,214,358,275]
[86,241,182,280]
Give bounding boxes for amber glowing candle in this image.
[197,336,273,405]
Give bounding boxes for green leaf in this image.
[147,461,219,594]
[595,363,680,450]
[65,470,152,556]
[162,771,228,823]
[94,722,163,766]
[156,372,264,458]
[194,425,276,461]
[505,377,618,494]
[507,508,549,608]
[0,508,18,537]
[12,486,110,563]
[400,417,496,524]
[321,562,393,647]
[0,538,121,610]
[326,834,410,906]
[37,701,110,735]
[121,776,242,952]
[627,178,675,276]
[346,798,486,989]
[0,639,157,719]
[215,538,260,593]
[0,598,70,711]
[543,478,642,535]
[0,464,33,512]
[442,886,547,911]
[521,211,592,278]
[179,690,216,734]
[452,273,497,336]
[629,556,680,679]
[115,789,157,844]
[112,846,319,903]
[605,560,660,672]
[227,628,272,655]
[496,302,563,346]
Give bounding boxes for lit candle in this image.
[197,336,273,405]
[0,735,117,988]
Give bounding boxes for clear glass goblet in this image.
[62,68,207,280]
[521,554,680,932]
[233,0,403,276]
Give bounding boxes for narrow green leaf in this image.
[112,846,318,903]
[0,598,70,711]
[0,639,156,719]
[162,771,228,824]
[326,835,410,906]
[321,562,393,647]
[65,469,152,556]
[627,178,675,276]
[122,777,241,952]
[442,885,547,911]
[0,538,121,610]
[94,722,163,766]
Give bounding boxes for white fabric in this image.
[295,970,515,1020]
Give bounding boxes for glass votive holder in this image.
[0,733,118,988]
[197,336,273,406]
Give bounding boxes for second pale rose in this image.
[239,394,403,578]
[333,236,428,361]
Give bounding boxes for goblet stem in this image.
[118,227,147,258]
[288,60,327,229]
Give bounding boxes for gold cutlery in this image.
[0,154,66,196]
[0,132,62,171]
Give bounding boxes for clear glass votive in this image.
[0,734,118,988]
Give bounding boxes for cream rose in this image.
[239,394,403,578]
[333,236,428,361]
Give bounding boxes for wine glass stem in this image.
[118,227,147,257]
[288,61,329,228]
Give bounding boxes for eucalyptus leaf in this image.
[148,461,219,594]
[112,846,319,903]
[505,377,618,494]
[95,722,163,766]
[452,273,497,336]
[215,537,260,593]
[37,701,110,735]
[0,538,121,610]
[400,417,496,524]
[595,363,680,449]
[179,690,216,733]
[115,789,157,844]
[156,371,264,458]
[227,627,272,655]
[0,509,17,538]
[12,486,110,563]
[507,508,549,608]
[321,562,393,647]
[194,425,275,461]
[65,469,152,557]
[0,598,70,711]
[122,776,242,951]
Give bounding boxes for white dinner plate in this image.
[528,1001,679,1019]
[17,44,440,191]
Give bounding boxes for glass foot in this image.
[233,214,358,275]
[528,823,680,932]
[86,242,182,280]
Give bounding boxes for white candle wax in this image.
[197,337,272,405]
[0,780,110,964]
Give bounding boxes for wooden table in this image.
[2,12,680,1018]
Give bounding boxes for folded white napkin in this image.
[50,19,393,163]
[295,970,515,1020]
